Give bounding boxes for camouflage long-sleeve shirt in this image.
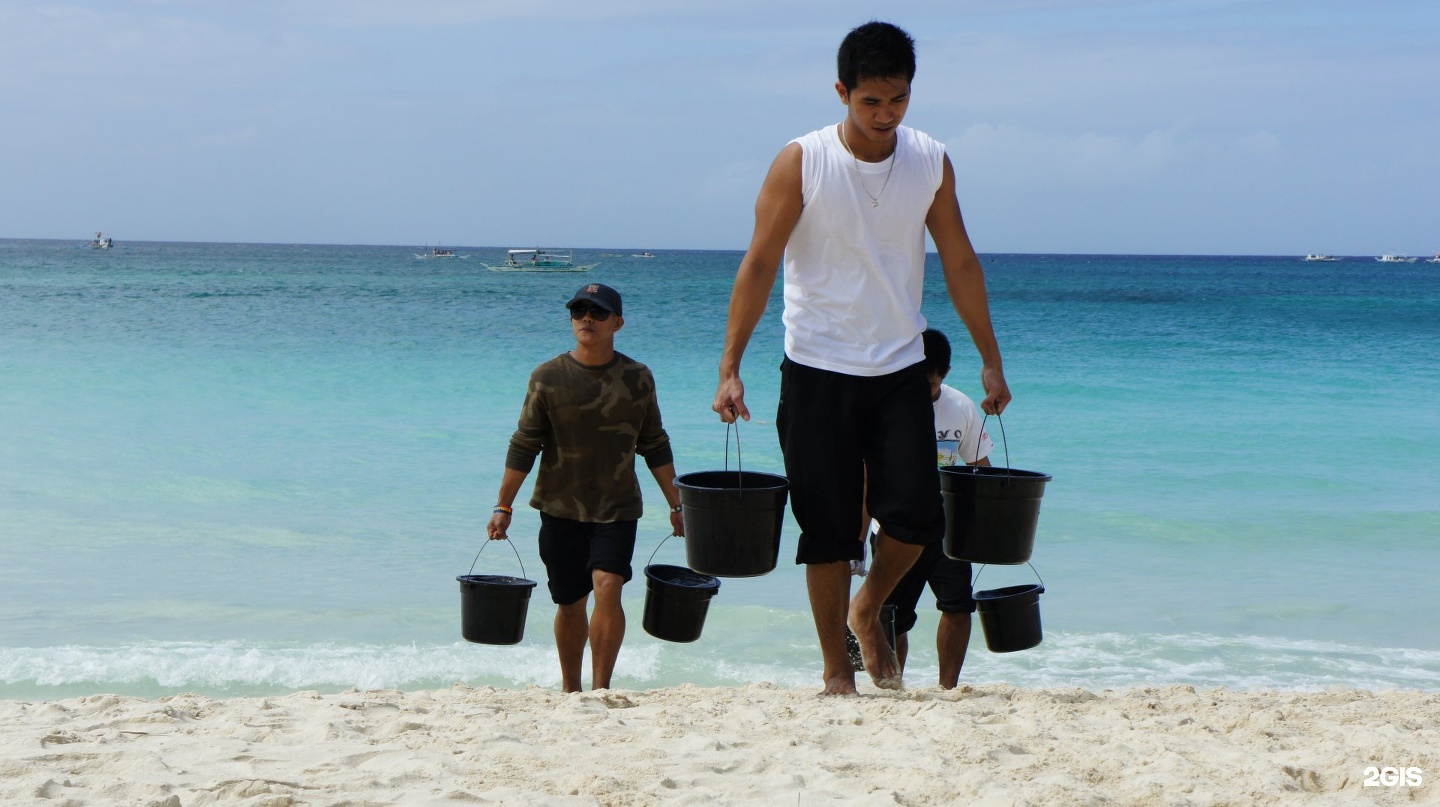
[505,352,675,523]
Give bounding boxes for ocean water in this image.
[2,239,1438,699]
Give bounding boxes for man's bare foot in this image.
[819,669,858,696]
[848,609,902,690]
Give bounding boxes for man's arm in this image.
[926,154,1011,415]
[713,143,805,423]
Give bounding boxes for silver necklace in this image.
[840,119,895,208]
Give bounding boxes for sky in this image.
[2,0,1437,255]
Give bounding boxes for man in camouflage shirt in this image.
[488,283,685,692]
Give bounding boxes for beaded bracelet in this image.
[493,505,513,515]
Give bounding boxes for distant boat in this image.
[1302,254,1339,262]
[632,252,656,259]
[1428,254,1440,264]
[89,231,113,249]
[1376,254,1417,263]
[484,248,597,273]
[416,246,462,259]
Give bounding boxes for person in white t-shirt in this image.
[712,22,1011,696]
[877,328,992,688]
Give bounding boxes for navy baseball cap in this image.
[567,283,622,316]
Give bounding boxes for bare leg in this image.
[848,531,921,689]
[936,612,972,690]
[894,631,910,673]
[807,562,858,696]
[588,570,626,690]
[554,597,590,693]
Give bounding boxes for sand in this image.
[2,683,1436,806]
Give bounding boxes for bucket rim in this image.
[645,563,721,591]
[973,583,1044,601]
[457,574,538,588]
[674,470,790,491]
[939,465,1051,483]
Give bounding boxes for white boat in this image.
[632,252,656,259]
[1302,254,1339,262]
[415,246,461,259]
[1376,254,1417,263]
[89,231,113,249]
[484,248,597,273]
[1427,254,1440,264]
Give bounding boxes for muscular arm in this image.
[713,143,804,423]
[926,154,1012,415]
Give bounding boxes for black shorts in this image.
[881,537,975,635]
[537,513,638,605]
[776,357,943,565]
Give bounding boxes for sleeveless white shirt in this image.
[782,124,946,376]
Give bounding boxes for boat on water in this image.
[416,246,461,259]
[89,231,113,249]
[1428,254,1440,264]
[632,252,656,259]
[1376,254,1418,263]
[1303,254,1339,262]
[484,248,597,273]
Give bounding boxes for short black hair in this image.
[922,328,951,377]
[837,21,917,90]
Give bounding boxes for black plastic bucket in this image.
[457,574,538,645]
[642,564,722,643]
[974,583,1044,653]
[939,466,1051,564]
[675,470,789,577]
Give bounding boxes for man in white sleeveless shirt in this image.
[711,22,1008,697]
[712,21,1011,695]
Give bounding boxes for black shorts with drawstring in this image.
[776,357,943,565]
[537,513,637,605]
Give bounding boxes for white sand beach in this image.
[2,683,1436,806]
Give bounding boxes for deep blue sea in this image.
[2,239,1438,698]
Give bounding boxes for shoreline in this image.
[3,683,1435,805]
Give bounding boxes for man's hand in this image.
[980,365,1012,416]
[486,511,511,540]
[713,375,750,423]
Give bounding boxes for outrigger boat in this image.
[1376,254,1417,263]
[89,231,113,249]
[484,248,597,273]
[1302,254,1339,262]
[416,246,460,258]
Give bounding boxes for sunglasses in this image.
[569,304,613,321]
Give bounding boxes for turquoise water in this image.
[2,240,1438,698]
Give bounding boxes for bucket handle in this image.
[468,536,529,580]
[973,561,1044,592]
[724,420,745,494]
[645,533,681,568]
[977,412,1021,487]
[976,412,1009,469]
